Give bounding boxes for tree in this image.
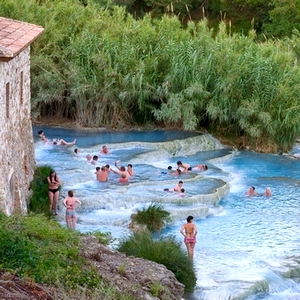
[264,0,300,38]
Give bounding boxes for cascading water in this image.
[34,127,300,300]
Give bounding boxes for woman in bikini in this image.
[47,170,61,215]
[180,215,198,260]
[63,190,82,230]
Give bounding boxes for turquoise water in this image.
[34,127,300,300]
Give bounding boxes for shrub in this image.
[131,203,171,232]
[28,165,53,215]
[0,213,99,288]
[0,212,138,299]
[117,231,197,293]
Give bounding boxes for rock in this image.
[80,235,185,300]
[0,235,185,300]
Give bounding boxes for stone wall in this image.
[0,46,36,215]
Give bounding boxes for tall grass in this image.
[28,165,53,215]
[2,0,300,150]
[131,203,171,232]
[0,212,136,299]
[117,231,197,293]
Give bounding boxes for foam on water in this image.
[34,128,300,300]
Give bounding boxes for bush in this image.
[0,213,99,288]
[117,231,197,293]
[0,212,137,299]
[131,203,171,232]
[28,165,53,215]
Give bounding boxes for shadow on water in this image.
[33,126,201,147]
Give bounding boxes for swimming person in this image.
[119,174,129,183]
[164,180,183,192]
[180,216,198,260]
[38,130,48,142]
[112,161,130,179]
[127,164,135,177]
[52,138,76,146]
[91,155,99,165]
[179,188,185,196]
[246,186,257,196]
[174,180,183,191]
[47,169,61,215]
[171,169,182,176]
[177,161,192,172]
[265,187,272,197]
[100,145,110,154]
[96,166,109,182]
[62,190,82,230]
[192,164,208,171]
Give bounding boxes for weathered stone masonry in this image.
[0,17,44,215]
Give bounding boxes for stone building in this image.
[0,17,44,215]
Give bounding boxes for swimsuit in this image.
[186,237,196,243]
[187,167,192,171]
[66,211,76,217]
[48,188,59,194]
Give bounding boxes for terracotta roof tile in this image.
[0,17,44,61]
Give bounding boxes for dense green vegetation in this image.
[0,212,138,299]
[118,231,197,293]
[1,0,300,151]
[113,0,300,38]
[28,165,53,215]
[131,203,171,232]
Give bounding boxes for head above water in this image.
[68,190,74,197]
[175,169,181,175]
[177,161,182,166]
[168,166,173,170]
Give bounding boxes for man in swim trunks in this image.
[62,190,82,230]
[177,161,192,172]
